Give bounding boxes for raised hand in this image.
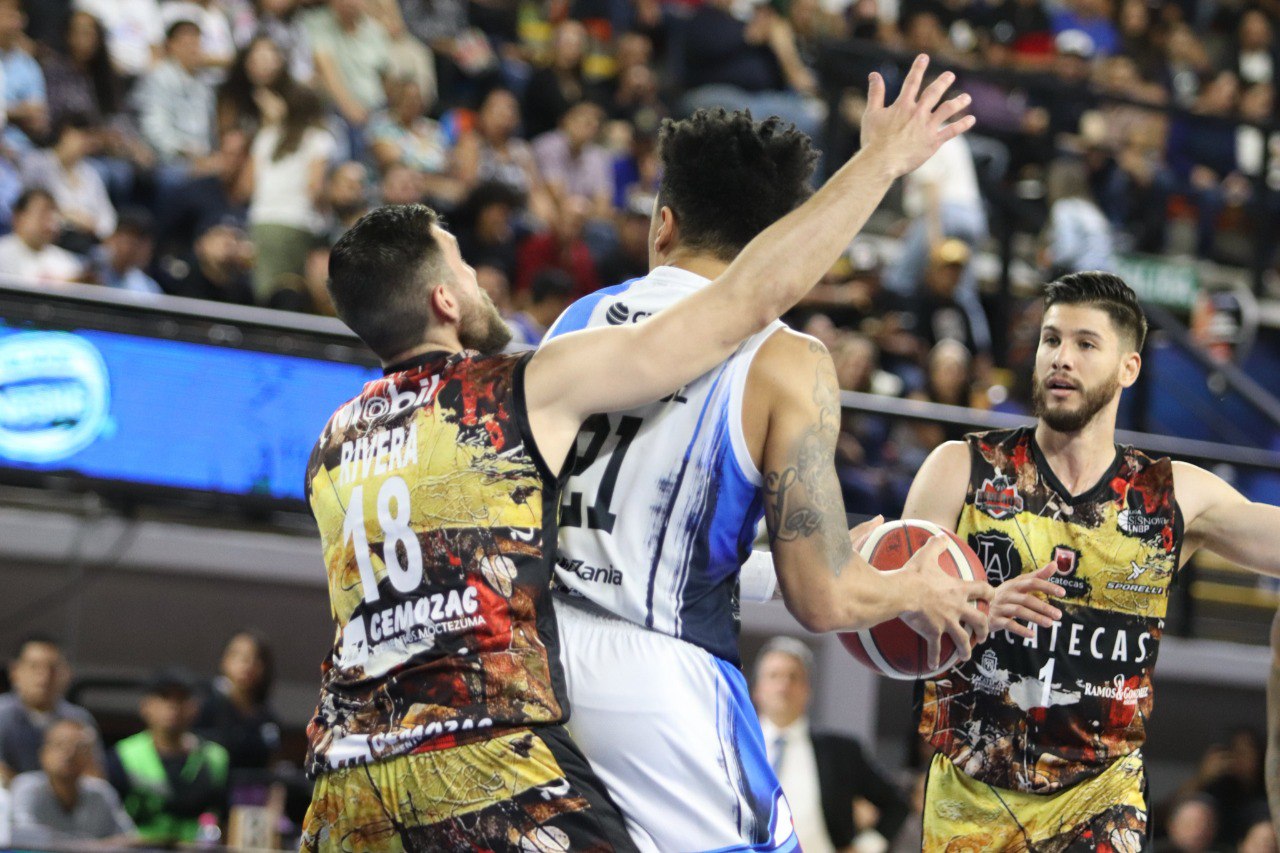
[860,54,975,179]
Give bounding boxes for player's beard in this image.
[1032,367,1121,434]
[459,290,513,355]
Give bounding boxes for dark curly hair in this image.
[1043,271,1148,351]
[656,109,818,261]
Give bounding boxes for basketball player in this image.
[904,271,1280,850]
[298,55,978,850]
[542,60,1010,853]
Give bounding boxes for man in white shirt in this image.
[0,189,84,285]
[753,637,909,853]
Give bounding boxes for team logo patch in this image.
[605,302,630,325]
[972,531,1022,585]
[974,476,1024,520]
[1051,545,1090,598]
[1117,489,1164,537]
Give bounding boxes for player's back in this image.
[545,264,781,664]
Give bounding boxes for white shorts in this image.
[554,595,799,853]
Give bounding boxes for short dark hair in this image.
[13,633,61,661]
[657,109,818,261]
[165,18,200,42]
[328,204,448,359]
[52,112,94,144]
[12,188,55,216]
[115,207,156,237]
[1043,271,1148,351]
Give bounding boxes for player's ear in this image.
[429,281,461,325]
[653,206,677,256]
[1118,350,1142,388]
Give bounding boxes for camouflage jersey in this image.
[302,350,565,777]
[919,426,1182,794]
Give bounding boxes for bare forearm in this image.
[782,556,916,632]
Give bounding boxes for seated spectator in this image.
[367,77,462,203]
[893,239,992,360]
[0,189,85,284]
[1161,23,1213,109]
[454,181,523,280]
[154,127,250,259]
[378,160,425,205]
[245,83,334,304]
[11,720,136,847]
[156,220,255,304]
[89,208,161,293]
[40,10,122,126]
[596,200,651,286]
[1159,794,1221,853]
[453,87,555,224]
[194,632,280,772]
[1042,157,1114,276]
[507,269,573,345]
[216,34,291,139]
[160,0,236,73]
[752,637,909,853]
[1230,9,1279,88]
[232,0,313,85]
[534,101,613,220]
[365,0,437,110]
[0,636,103,784]
[305,0,392,148]
[75,0,162,80]
[319,159,370,243]
[399,0,497,106]
[0,0,50,154]
[1028,30,1099,140]
[135,19,217,175]
[1048,0,1118,57]
[22,113,118,246]
[1099,110,1174,254]
[22,0,72,52]
[1167,71,1242,259]
[1237,812,1277,853]
[523,19,591,139]
[516,195,598,298]
[109,670,230,845]
[906,338,976,447]
[680,0,824,142]
[1117,0,1163,82]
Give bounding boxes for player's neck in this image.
[658,249,729,282]
[381,332,462,368]
[1034,417,1118,496]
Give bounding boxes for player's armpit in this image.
[1174,461,1280,575]
[901,441,970,531]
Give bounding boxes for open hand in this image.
[860,54,975,179]
[898,535,994,670]
[990,563,1064,639]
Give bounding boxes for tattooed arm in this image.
[751,331,992,663]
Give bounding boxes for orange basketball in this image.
[838,519,987,679]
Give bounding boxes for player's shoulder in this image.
[746,328,832,403]
[921,440,971,480]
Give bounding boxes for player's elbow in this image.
[784,594,843,634]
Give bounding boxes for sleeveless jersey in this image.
[544,265,782,665]
[302,350,565,776]
[919,426,1182,794]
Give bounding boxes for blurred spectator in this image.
[22,112,117,245]
[1158,794,1222,853]
[534,101,613,219]
[1042,157,1114,276]
[23,0,72,53]
[194,632,280,772]
[906,338,976,447]
[154,127,250,258]
[1116,0,1163,81]
[1230,10,1279,87]
[523,19,591,139]
[893,239,991,359]
[507,269,573,345]
[1176,728,1270,846]
[1234,82,1280,240]
[1099,110,1174,254]
[454,180,523,279]
[0,636,103,784]
[135,19,216,170]
[89,208,161,293]
[245,83,334,304]
[74,0,162,80]
[160,0,236,73]
[681,0,824,142]
[379,160,425,205]
[1162,23,1213,108]
[1049,0,1119,57]
[1030,29,1099,140]
[612,130,659,212]
[516,195,599,297]
[0,0,49,154]
[156,220,256,304]
[1237,814,1278,853]
[453,87,554,223]
[609,63,667,137]
[40,10,122,126]
[476,262,514,318]
[365,0,437,107]
[320,159,370,242]
[752,637,908,853]
[305,0,391,146]
[0,189,85,284]
[597,200,651,285]
[232,0,313,84]
[367,76,462,204]
[109,670,230,845]
[10,720,136,847]
[1167,70,1241,259]
[216,35,290,139]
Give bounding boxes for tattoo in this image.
[764,350,853,575]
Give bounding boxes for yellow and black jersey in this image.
[919,426,1181,794]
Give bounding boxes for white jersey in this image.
[544,265,781,664]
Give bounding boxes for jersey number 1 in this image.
[561,415,642,533]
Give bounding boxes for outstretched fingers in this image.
[918,70,956,114]
[867,71,886,113]
[895,53,929,109]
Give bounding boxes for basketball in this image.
[839,519,987,680]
